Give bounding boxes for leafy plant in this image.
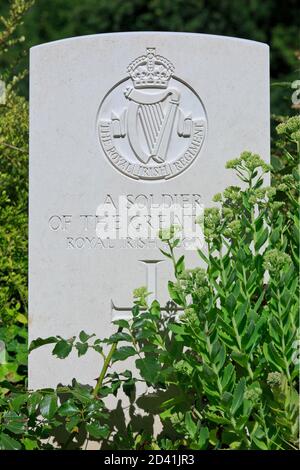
[0,0,32,407]
[16,117,297,450]
[0,1,32,327]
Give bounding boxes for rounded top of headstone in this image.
[30,32,269,52]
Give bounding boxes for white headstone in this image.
[29,33,269,388]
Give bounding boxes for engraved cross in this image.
[111,259,183,321]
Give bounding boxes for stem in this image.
[247,362,254,381]
[93,327,122,398]
[0,141,27,153]
[63,431,76,449]
[129,328,143,359]
[232,317,242,350]
[219,248,227,288]
[168,241,177,278]
[250,204,258,256]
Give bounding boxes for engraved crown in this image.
[127,48,174,89]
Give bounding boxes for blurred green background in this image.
[0,0,299,114]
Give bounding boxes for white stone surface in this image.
[29,32,270,389]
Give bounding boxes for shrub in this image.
[0,0,33,401]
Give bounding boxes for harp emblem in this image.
[125,85,180,164]
[98,48,207,180]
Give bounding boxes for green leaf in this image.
[11,393,28,412]
[198,426,209,449]
[79,331,95,343]
[244,316,266,352]
[112,346,136,363]
[70,381,93,404]
[202,363,217,380]
[65,415,81,434]
[252,436,269,450]
[197,249,209,265]
[168,323,187,335]
[221,363,235,391]
[184,411,197,438]
[263,343,286,371]
[123,379,136,398]
[168,281,185,306]
[221,391,233,407]
[40,394,58,419]
[141,344,157,353]
[136,356,160,383]
[218,316,235,336]
[92,339,103,354]
[270,227,281,245]
[150,300,161,317]
[214,342,226,371]
[0,432,22,450]
[3,411,27,434]
[75,342,89,357]
[52,339,73,359]
[211,277,225,297]
[86,422,110,439]
[226,293,236,311]
[132,305,140,317]
[106,332,132,344]
[29,336,58,353]
[269,317,282,344]
[255,227,269,251]
[0,363,24,383]
[22,437,38,450]
[176,255,185,276]
[230,378,246,416]
[205,412,231,425]
[27,392,43,415]
[58,400,80,417]
[229,441,242,449]
[159,248,172,259]
[16,313,27,325]
[64,416,80,434]
[173,238,181,248]
[112,319,130,329]
[231,350,248,369]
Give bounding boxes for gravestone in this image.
[29,33,269,389]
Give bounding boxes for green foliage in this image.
[0,324,27,394]
[0,1,30,327]
[0,2,30,404]
[0,0,34,55]
[3,118,294,450]
[0,92,28,325]
[0,380,111,449]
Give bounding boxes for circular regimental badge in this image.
[97,47,207,181]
